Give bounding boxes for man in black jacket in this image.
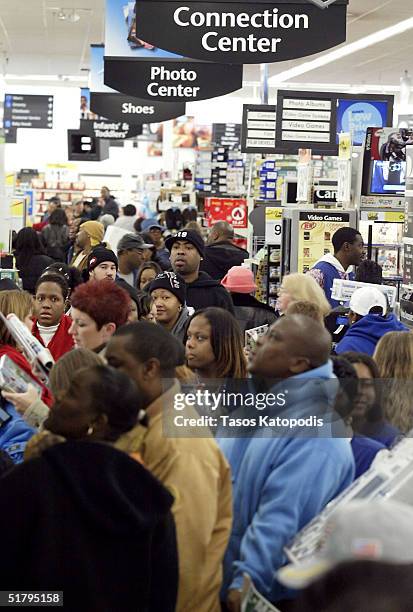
[200,221,249,281]
[166,229,234,313]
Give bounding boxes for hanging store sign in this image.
[104,0,243,102]
[275,90,394,155]
[90,45,186,123]
[104,59,243,102]
[4,94,54,129]
[134,0,349,64]
[241,104,277,154]
[79,119,143,140]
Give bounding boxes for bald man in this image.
[200,221,249,281]
[219,315,354,611]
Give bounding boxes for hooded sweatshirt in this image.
[308,253,355,308]
[0,441,178,612]
[171,305,192,344]
[335,313,409,356]
[218,361,355,604]
[186,271,235,313]
[200,241,249,281]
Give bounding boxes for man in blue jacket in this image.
[308,227,365,308]
[219,315,355,611]
[335,286,408,356]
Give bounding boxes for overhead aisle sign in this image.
[275,90,394,155]
[89,45,186,124]
[4,95,54,129]
[103,0,243,102]
[134,0,349,64]
[241,105,277,154]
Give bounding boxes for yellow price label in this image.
[384,212,405,223]
[265,207,283,220]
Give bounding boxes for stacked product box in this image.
[195,147,246,196]
[258,159,278,201]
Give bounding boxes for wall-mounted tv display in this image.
[361,127,413,197]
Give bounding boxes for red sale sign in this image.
[204,197,248,229]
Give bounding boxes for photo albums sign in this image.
[104,0,242,102]
[134,0,349,64]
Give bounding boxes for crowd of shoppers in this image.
[2,215,413,610]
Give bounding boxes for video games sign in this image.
[134,0,349,64]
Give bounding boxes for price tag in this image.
[265,207,283,244]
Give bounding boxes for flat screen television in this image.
[361,127,413,197]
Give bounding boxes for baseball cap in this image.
[165,230,205,257]
[117,233,153,254]
[141,218,165,233]
[350,286,387,317]
[88,247,118,272]
[278,500,413,590]
[221,266,257,294]
[149,271,187,305]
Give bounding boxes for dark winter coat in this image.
[16,253,54,294]
[231,293,278,336]
[102,196,119,220]
[186,272,234,313]
[41,224,70,261]
[200,241,249,281]
[0,441,178,612]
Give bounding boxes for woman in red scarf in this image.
[0,290,53,407]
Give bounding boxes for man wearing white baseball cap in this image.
[278,499,413,591]
[335,286,408,356]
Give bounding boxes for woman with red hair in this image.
[69,279,130,357]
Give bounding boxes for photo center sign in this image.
[134,0,349,64]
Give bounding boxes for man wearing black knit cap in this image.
[88,247,118,282]
[165,230,234,313]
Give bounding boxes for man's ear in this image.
[348,310,359,325]
[289,356,311,375]
[142,357,161,380]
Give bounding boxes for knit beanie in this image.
[149,271,187,305]
[88,247,118,272]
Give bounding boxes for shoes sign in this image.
[133,0,349,64]
[104,0,242,102]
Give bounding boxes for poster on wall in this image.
[297,211,350,273]
[134,0,349,64]
[89,45,186,124]
[172,116,212,149]
[80,88,99,120]
[204,197,248,228]
[103,0,243,102]
[336,99,390,146]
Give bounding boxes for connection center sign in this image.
[134,0,349,64]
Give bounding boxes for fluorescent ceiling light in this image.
[5,74,88,82]
[269,16,413,85]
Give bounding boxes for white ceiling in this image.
[0,0,412,90]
